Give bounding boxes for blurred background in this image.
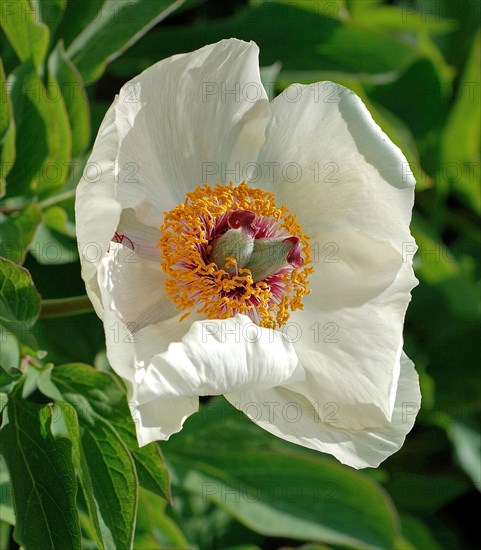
[0,1,480,549]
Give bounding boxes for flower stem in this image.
[40,295,94,319]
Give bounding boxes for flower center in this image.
[158,182,313,328]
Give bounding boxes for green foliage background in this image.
[0,1,480,549]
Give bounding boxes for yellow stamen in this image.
[158,181,313,328]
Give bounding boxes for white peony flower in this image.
[76,39,420,469]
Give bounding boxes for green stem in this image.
[40,295,94,319]
[37,189,77,209]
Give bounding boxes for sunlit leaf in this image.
[66,0,186,84]
[51,363,170,500]
[0,0,49,69]
[7,62,72,197]
[0,258,41,348]
[32,0,67,33]
[0,394,81,549]
[440,30,481,214]
[0,204,42,264]
[0,59,16,197]
[49,42,91,158]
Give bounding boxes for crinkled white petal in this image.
[135,398,199,447]
[225,352,421,469]
[136,315,303,401]
[256,82,416,256]
[285,261,417,430]
[98,251,199,444]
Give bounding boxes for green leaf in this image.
[37,367,138,550]
[76,396,138,550]
[49,42,91,158]
[110,1,418,80]
[54,0,108,49]
[51,363,170,500]
[32,0,67,33]
[66,0,186,84]
[0,0,50,69]
[7,62,72,197]
[0,257,41,348]
[0,204,42,264]
[0,59,16,197]
[440,30,481,214]
[30,205,79,265]
[0,394,81,549]
[163,398,399,549]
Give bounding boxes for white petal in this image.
[256,82,415,255]
[77,39,270,315]
[308,227,404,310]
[285,261,416,430]
[75,104,122,316]
[98,254,198,443]
[114,38,270,223]
[135,397,199,447]
[100,242,177,331]
[136,314,303,401]
[226,352,421,469]
[116,208,161,262]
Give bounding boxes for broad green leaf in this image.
[0,394,81,549]
[0,204,42,264]
[70,394,138,550]
[0,258,40,348]
[109,2,418,80]
[7,62,72,197]
[49,399,106,548]
[163,398,399,549]
[32,0,67,33]
[0,0,50,69]
[37,367,138,550]
[66,0,185,84]
[30,205,79,265]
[49,43,91,158]
[0,59,16,197]
[51,363,170,500]
[440,31,481,214]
